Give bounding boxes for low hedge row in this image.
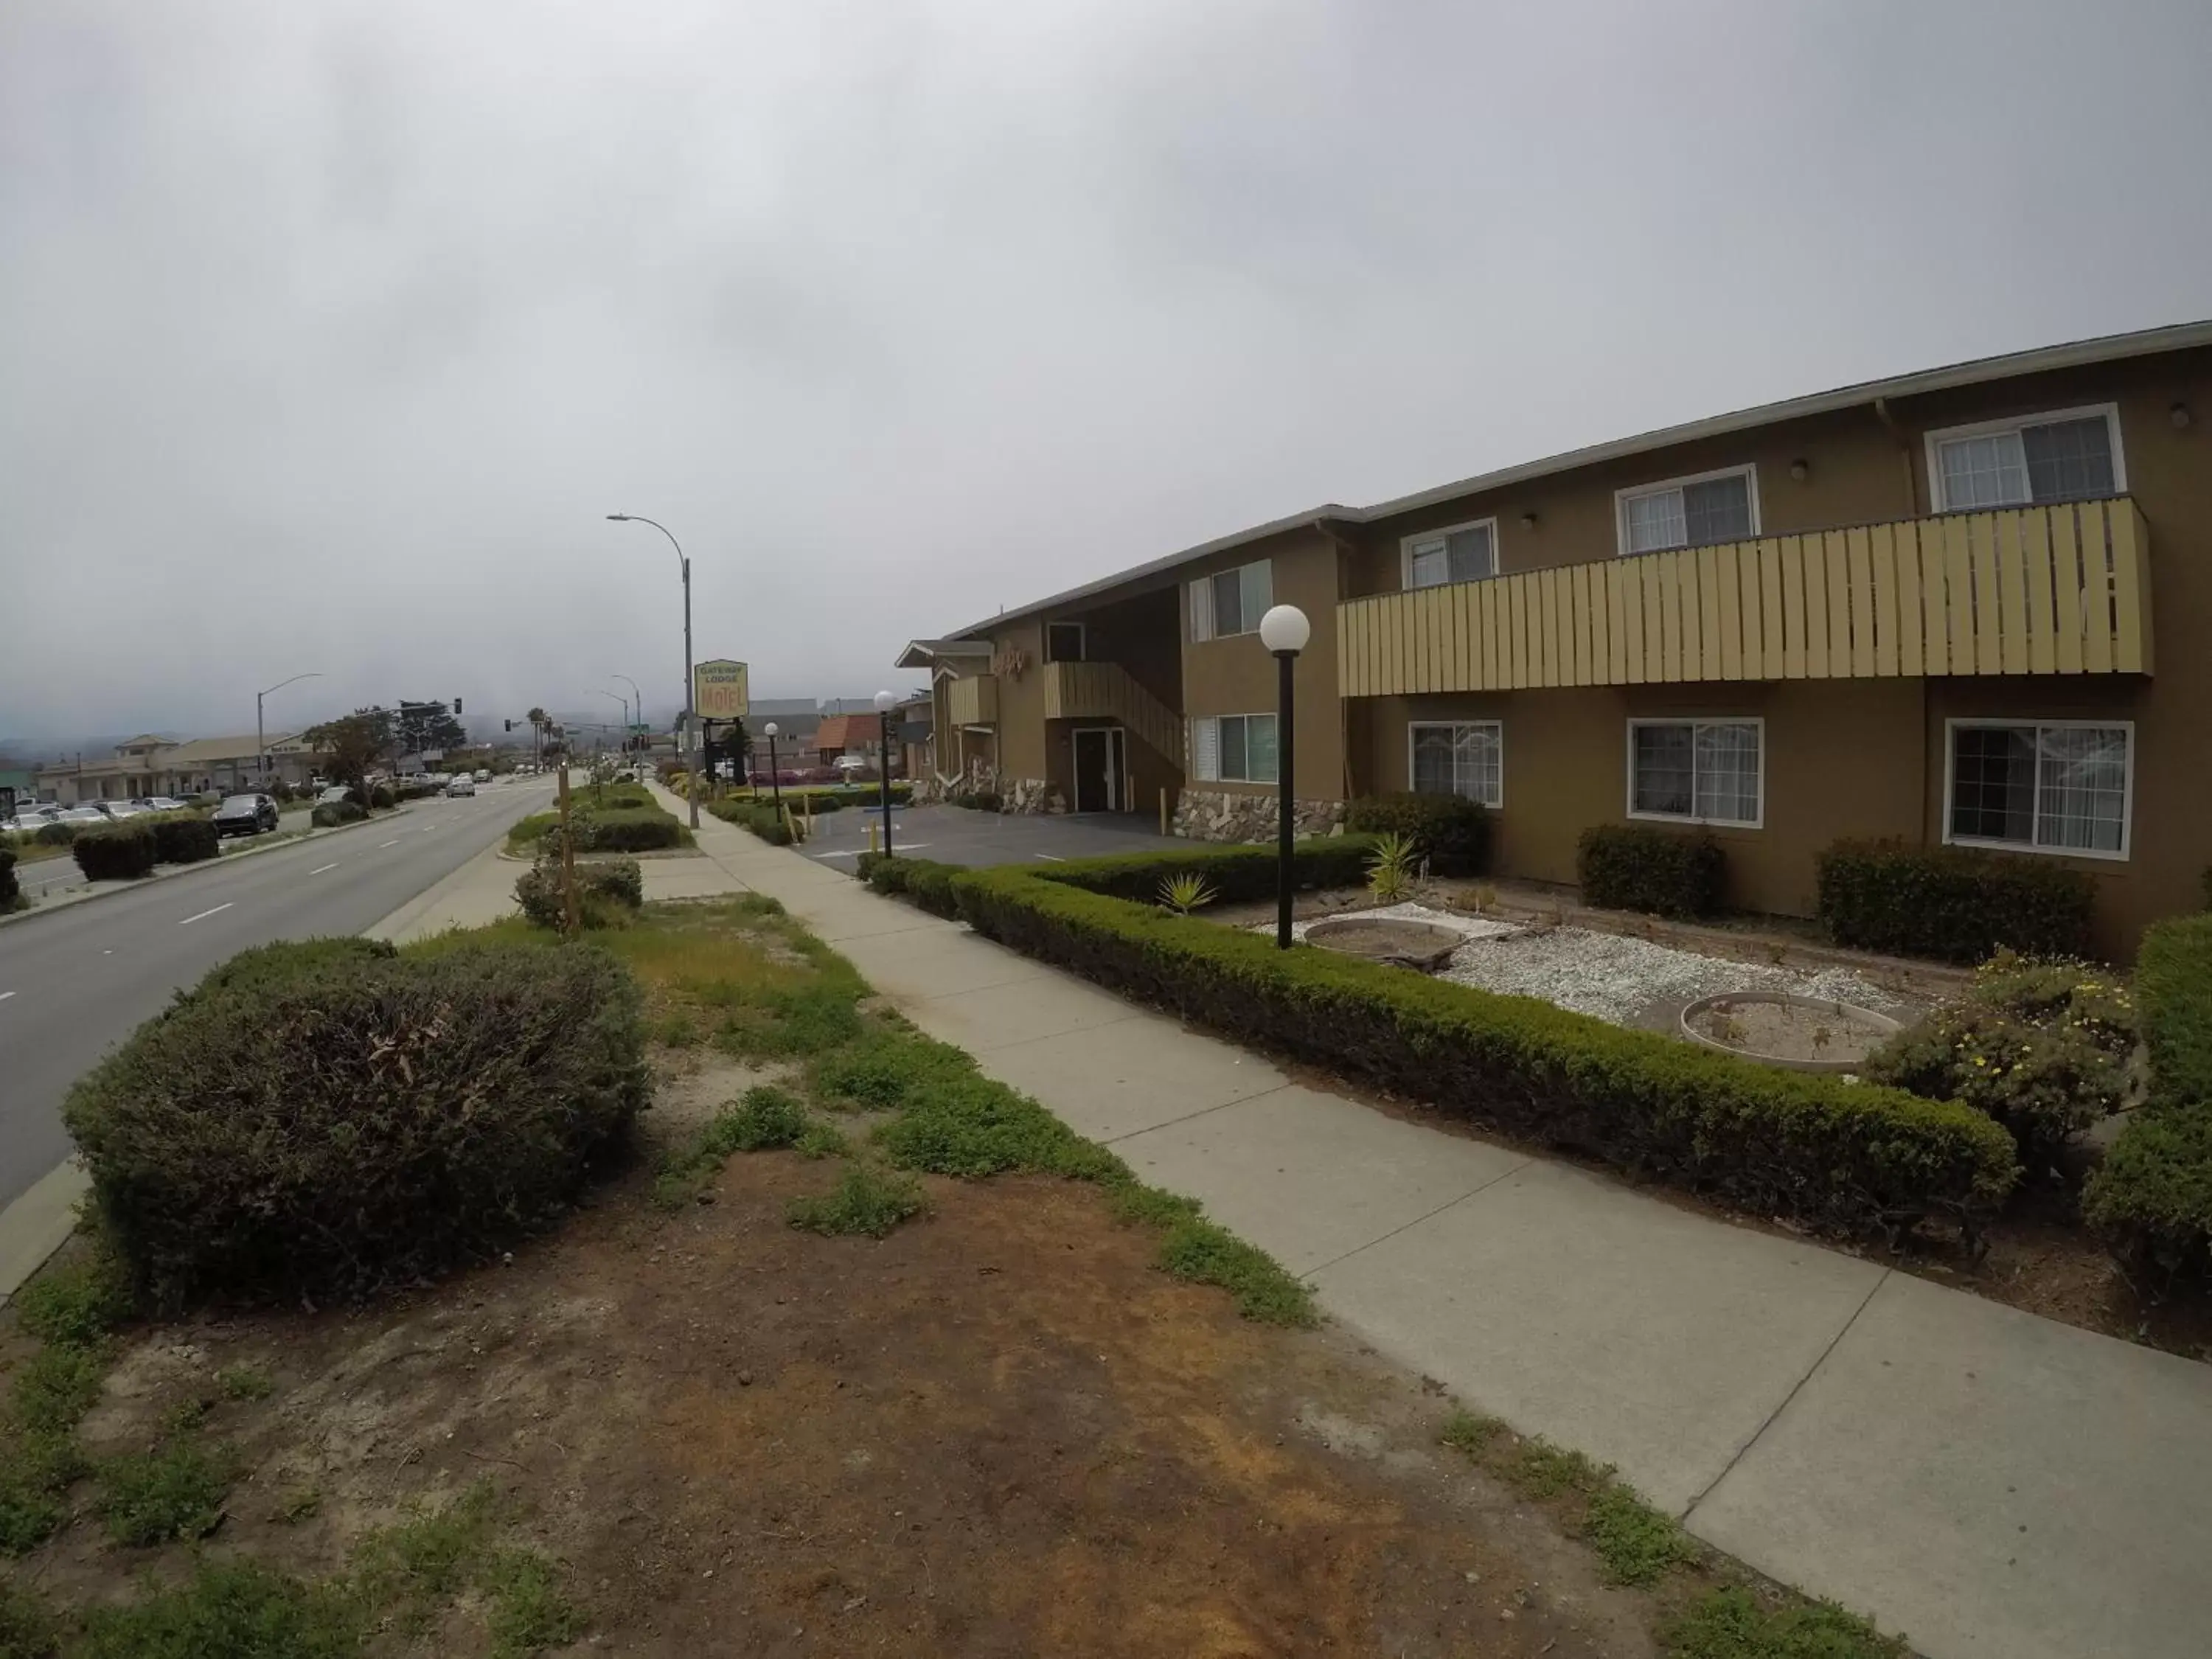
[64,936,649,1307]
[1343,793,1490,875]
[72,824,159,880]
[2083,914,2212,1283]
[872,846,2019,1239]
[147,812,218,866]
[574,805,685,852]
[310,799,366,828]
[1815,840,2095,964]
[0,844,17,910]
[1576,823,1725,917]
[711,799,798,845]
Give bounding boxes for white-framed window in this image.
[1627,718,1762,828]
[1926,404,2125,513]
[1045,620,1085,663]
[1190,714,1278,784]
[1409,721,1502,808]
[1614,464,1759,557]
[1944,719,2131,860]
[1188,559,1273,641]
[1402,519,1498,590]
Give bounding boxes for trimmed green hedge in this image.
[146,813,219,866]
[515,858,645,929]
[1814,841,2095,964]
[574,805,685,851]
[0,844,16,910]
[2133,914,2212,1112]
[890,848,2017,1239]
[64,938,648,1307]
[310,800,366,828]
[1576,823,1725,918]
[72,824,158,881]
[1344,793,1490,875]
[712,799,798,845]
[1018,837,1377,905]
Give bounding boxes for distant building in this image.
[36,732,321,802]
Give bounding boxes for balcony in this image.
[945,674,998,726]
[1337,497,2152,697]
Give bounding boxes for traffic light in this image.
[453,698,463,715]
[504,718,514,731]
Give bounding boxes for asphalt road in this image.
[0,777,556,1211]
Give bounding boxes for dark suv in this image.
[212,793,279,838]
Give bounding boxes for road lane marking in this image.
[1034,853,1065,862]
[178,903,234,925]
[380,839,400,847]
[0,992,15,1003]
[308,863,338,874]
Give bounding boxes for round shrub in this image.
[369,783,396,810]
[33,821,76,847]
[63,938,649,1307]
[309,800,366,828]
[1575,822,1725,918]
[514,858,644,929]
[72,824,158,881]
[1344,793,1492,876]
[0,844,17,910]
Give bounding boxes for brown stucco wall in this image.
[1179,526,1349,802]
[980,619,1048,782]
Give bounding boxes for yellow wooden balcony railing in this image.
[1337,496,2152,697]
[945,673,998,726]
[1040,661,1183,764]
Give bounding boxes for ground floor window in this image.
[1192,714,1278,784]
[1627,719,1761,827]
[1947,720,2130,858]
[1409,721,1502,807]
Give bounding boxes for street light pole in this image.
[606,514,698,830]
[764,723,782,811]
[257,672,322,789]
[873,690,897,858]
[1257,605,1311,949]
[612,673,642,757]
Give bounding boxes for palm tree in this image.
[526,706,549,768]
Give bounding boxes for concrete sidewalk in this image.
[660,787,2212,1659]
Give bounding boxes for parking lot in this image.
[790,799,1188,869]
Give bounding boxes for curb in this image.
[0,1161,90,1307]
[0,802,422,933]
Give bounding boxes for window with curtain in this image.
[1948,721,2129,856]
[1189,559,1273,640]
[1617,469,1755,556]
[1629,719,1761,827]
[1189,714,1278,784]
[1410,722,1502,807]
[1931,411,2119,512]
[1405,521,1496,589]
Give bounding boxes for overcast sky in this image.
[4,0,2209,744]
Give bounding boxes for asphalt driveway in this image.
[790,800,1187,869]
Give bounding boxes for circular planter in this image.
[1304,917,1467,973]
[1679,991,1902,1074]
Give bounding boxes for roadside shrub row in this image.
[2082,914,2212,1283]
[1815,841,2096,963]
[710,799,800,845]
[63,937,650,1307]
[865,845,2019,1238]
[70,824,159,881]
[310,799,366,827]
[0,845,17,911]
[1575,823,1725,918]
[515,857,644,930]
[1343,793,1490,875]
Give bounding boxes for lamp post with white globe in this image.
[1258,604,1311,948]
[874,690,898,858]
[762,723,782,811]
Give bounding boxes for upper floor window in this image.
[1189,559,1273,641]
[1615,465,1758,557]
[1045,621,1085,663]
[1403,520,1497,589]
[1927,405,2124,513]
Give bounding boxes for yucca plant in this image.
[1157,872,1218,917]
[1366,832,1420,904]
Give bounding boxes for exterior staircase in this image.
[1040,661,1183,770]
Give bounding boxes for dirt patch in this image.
[26,1048,1660,1658]
[1682,995,1899,1068]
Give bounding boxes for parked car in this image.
[445,773,476,797]
[316,785,356,806]
[473,768,491,784]
[56,807,108,826]
[212,793,279,837]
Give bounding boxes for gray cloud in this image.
[4,0,2209,741]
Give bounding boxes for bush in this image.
[786,1163,928,1237]
[514,858,644,930]
[1034,837,1377,906]
[145,813,218,866]
[925,850,2018,1239]
[1575,823,1725,918]
[187,936,396,1000]
[0,844,15,910]
[2084,1108,2212,1284]
[309,800,365,828]
[2134,914,2212,1112]
[1815,840,2095,964]
[63,938,649,1307]
[577,806,684,851]
[72,824,159,881]
[712,800,798,845]
[33,821,76,847]
[1344,793,1491,875]
[369,783,396,810]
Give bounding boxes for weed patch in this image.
[73,1558,362,1659]
[1663,1585,1906,1658]
[1152,1215,1316,1326]
[787,1163,928,1238]
[215,1364,273,1402]
[653,1086,814,1208]
[12,1254,133,1350]
[0,1577,56,1658]
[1438,1409,1505,1455]
[482,1548,585,1659]
[10,1346,108,1437]
[796,1121,849,1160]
[1583,1484,1695,1585]
[95,1438,231,1546]
[1509,1439,1607,1499]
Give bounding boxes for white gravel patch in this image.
[1436,923,1910,1028]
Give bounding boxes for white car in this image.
[474,768,491,784]
[445,773,476,797]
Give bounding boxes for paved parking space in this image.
[789,800,1189,869]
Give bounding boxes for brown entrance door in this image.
[1071,728,1121,813]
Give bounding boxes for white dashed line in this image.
[178,902,234,926]
[0,991,15,1003]
[308,863,338,875]
[380,839,400,848]
[1033,853,1065,862]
